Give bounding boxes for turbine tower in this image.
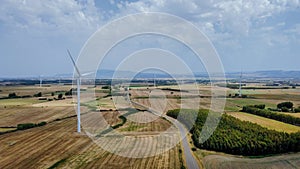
[58,76,61,86]
[67,49,93,133]
[239,71,243,97]
[153,73,156,88]
[39,75,43,87]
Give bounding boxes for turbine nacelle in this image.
[67,49,94,78]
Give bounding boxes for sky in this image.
[0,0,300,77]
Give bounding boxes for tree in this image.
[167,109,300,156]
[17,123,35,130]
[58,93,63,100]
[254,104,265,109]
[8,93,17,98]
[281,107,290,112]
[294,107,300,113]
[277,102,293,109]
[101,85,111,90]
[65,91,70,96]
[65,89,73,96]
[34,92,42,97]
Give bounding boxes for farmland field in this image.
[227,112,300,133]
[0,117,182,169]
[0,106,75,127]
[285,113,300,118]
[0,85,184,169]
[0,83,300,169]
[0,98,46,106]
[200,151,300,169]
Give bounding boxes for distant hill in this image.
[94,69,173,79]
[13,70,300,80]
[226,70,300,79]
[254,70,300,78]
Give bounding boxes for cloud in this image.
[0,0,106,77]
[1,0,298,40]
[112,0,300,72]
[0,0,102,36]
[0,0,299,76]
[117,0,300,37]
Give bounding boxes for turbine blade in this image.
[67,49,81,77]
[82,72,94,77]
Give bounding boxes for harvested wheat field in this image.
[1,83,300,169]
[0,85,72,97]
[202,153,300,169]
[0,106,75,127]
[118,111,173,133]
[0,116,183,169]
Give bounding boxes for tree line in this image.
[242,106,300,126]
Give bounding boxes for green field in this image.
[119,123,146,131]
[227,112,300,133]
[227,98,276,107]
[225,98,276,111]
[228,89,263,95]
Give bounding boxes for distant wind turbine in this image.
[67,49,93,133]
[39,75,43,87]
[153,73,156,88]
[239,71,243,97]
[58,76,61,86]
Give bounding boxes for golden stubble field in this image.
[0,116,182,169]
[0,85,183,169]
[130,84,300,168]
[0,83,300,169]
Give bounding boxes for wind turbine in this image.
[153,73,156,88]
[58,76,62,86]
[67,49,93,133]
[239,71,243,97]
[39,75,43,87]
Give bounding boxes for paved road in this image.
[171,118,200,169]
[132,101,200,169]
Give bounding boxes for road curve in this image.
[131,101,200,169]
[171,118,200,169]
